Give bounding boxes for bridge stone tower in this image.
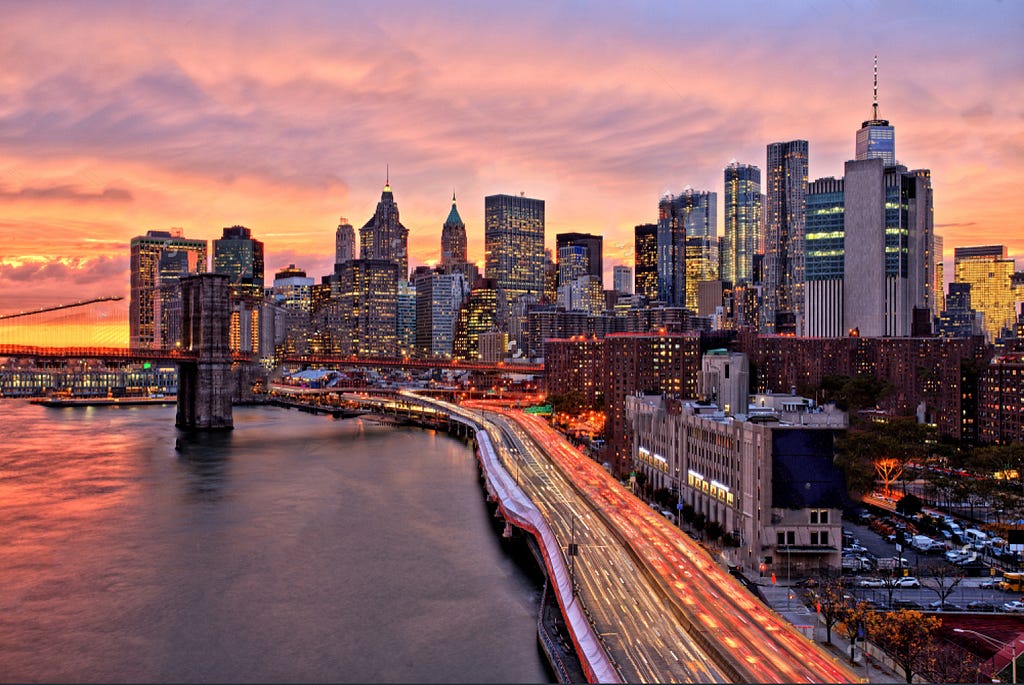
[176,273,234,430]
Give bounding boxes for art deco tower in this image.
[360,171,409,279]
[440,192,467,268]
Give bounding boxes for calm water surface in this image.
[0,401,549,683]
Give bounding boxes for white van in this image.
[963,528,988,546]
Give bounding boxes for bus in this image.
[999,571,1024,592]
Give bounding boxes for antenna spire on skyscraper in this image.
[872,54,879,121]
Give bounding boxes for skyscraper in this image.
[555,232,603,287]
[723,162,762,285]
[683,190,718,312]
[129,230,207,350]
[213,225,265,297]
[332,259,399,356]
[440,192,467,269]
[453,278,499,360]
[613,265,633,295]
[954,245,1017,342]
[414,268,467,358]
[855,56,896,166]
[805,176,845,337]
[360,175,409,279]
[764,140,809,334]
[657,193,686,307]
[484,194,545,320]
[634,223,658,302]
[335,217,356,266]
[843,160,934,337]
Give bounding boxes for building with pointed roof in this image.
[440,191,467,268]
[359,172,409,279]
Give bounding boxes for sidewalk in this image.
[754,578,904,683]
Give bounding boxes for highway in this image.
[481,409,728,683]
[477,403,858,684]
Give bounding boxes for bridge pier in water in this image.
[176,273,233,430]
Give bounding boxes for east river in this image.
[0,401,550,683]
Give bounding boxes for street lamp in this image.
[953,627,1023,683]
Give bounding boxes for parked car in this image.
[859,578,888,588]
[891,599,923,610]
[1002,600,1024,613]
[979,578,1000,589]
[966,601,997,612]
[893,576,921,588]
[928,600,961,611]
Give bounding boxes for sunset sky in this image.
[1,1,1022,329]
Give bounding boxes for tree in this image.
[921,563,963,607]
[692,512,706,533]
[896,493,923,517]
[865,609,940,684]
[705,520,723,542]
[875,458,904,498]
[681,503,695,524]
[837,601,872,665]
[807,577,848,645]
[919,641,986,684]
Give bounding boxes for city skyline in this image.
[2,1,1022,315]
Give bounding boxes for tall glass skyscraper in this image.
[484,194,545,321]
[805,177,845,336]
[763,140,808,334]
[213,225,265,298]
[634,223,658,302]
[855,56,896,165]
[954,245,1017,343]
[657,188,716,309]
[555,232,603,287]
[723,162,761,285]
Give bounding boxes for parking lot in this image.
[838,517,1019,613]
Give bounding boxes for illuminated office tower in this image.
[213,225,265,298]
[763,140,808,334]
[932,234,944,316]
[805,177,845,337]
[723,162,762,285]
[360,174,409,279]
[440,192,467,269]
[954,246,1017,342]
[556,232,603,287]
[414,269,468,358]
[843,159,933,337]
[634,223,658,302]
[130,229,207,350]
[684,189,717,311]
[558,245,589,290]
[613,265,633,295]
[453,278,499,360]
[855,56,896,166]
[484,194,545,320]
[658,188,716,309]
[335,217,356,266]
[334,259,399,356]
[397,280,416,357]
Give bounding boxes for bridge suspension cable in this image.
[0,296,125,321]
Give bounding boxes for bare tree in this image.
[875,457,903,498]
[921,562,963,608]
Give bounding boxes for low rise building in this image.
[626,353,848,575]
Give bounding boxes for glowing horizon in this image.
[2,1,1022,321]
